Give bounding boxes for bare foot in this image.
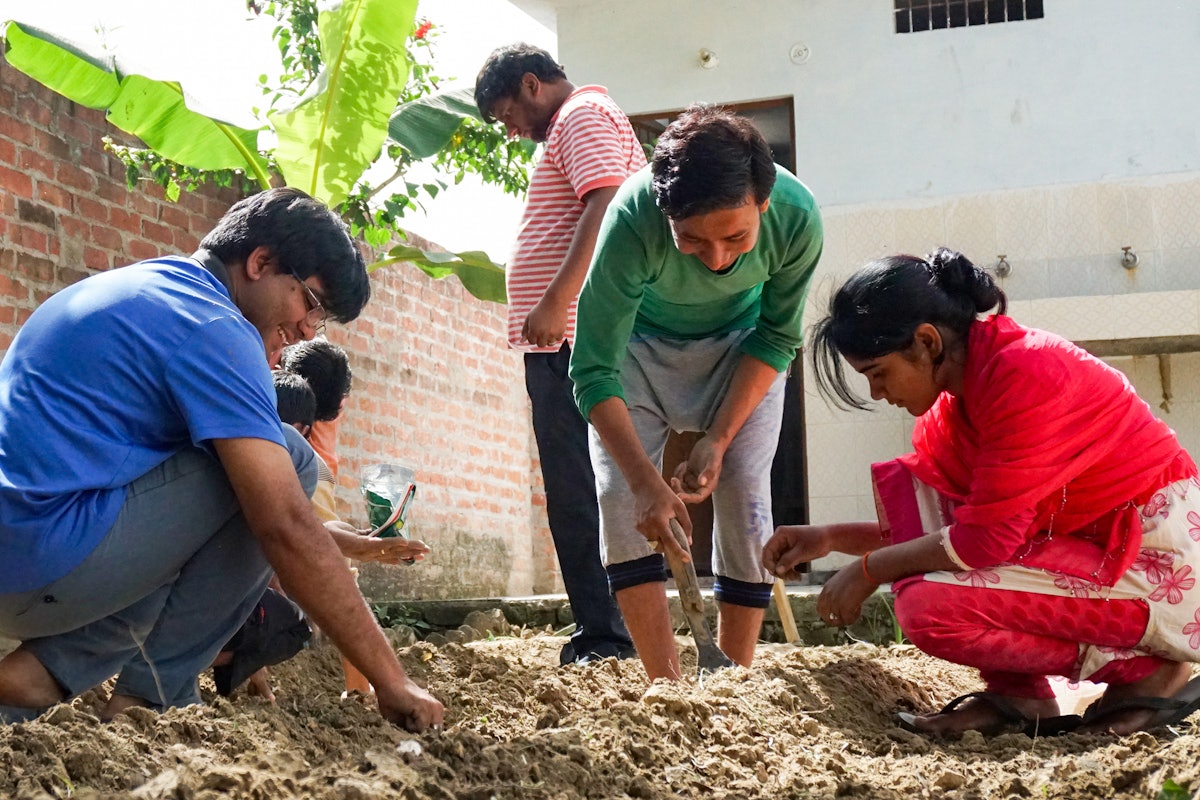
[0,647,66,708]
[903,694,1060,736]
[1080,660,1194,735]
[100,693,152,722]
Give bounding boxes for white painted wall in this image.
[509,0,1200,569]
[547,0,1200,206]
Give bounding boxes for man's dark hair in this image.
[199,187,370,323]
[273,370,317,430]
[475,43,567,123]
[651,105,777,220]
[279,339,352,422]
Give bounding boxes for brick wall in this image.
[0,58,558,601]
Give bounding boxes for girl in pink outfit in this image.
[763,248,1200,736]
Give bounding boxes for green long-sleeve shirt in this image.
[570,165,823,420]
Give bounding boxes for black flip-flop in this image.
[1079,676,1200,732]
[896,691,1032,736]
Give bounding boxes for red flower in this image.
[1188,510,1200,542]
[954,568,1000,588]
[1149,565,1195,605]
[1143,492,1169,519]
[1184,608,1200,650]
[1132,549,1176,584]
[413,20,433,39]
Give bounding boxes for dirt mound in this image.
[3,634,1199,799]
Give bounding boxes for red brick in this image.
[17,146,55,179]
[0,137,15,165]
[55,266,92,287]
[14,251,54,282]
[82,246,112,271]
[173,229,199,253]
[75,197,107,225]
[36,130,74,161]
[0,331,12,351]
[0,166,34,199]
[108,206,139,235]
[0,114,37,146]
[56,163,96,193]
[90,224,123,251]
[97,181,130,207]
[80,148,109,174]
[127,239,160,262]
[37,183,74,212]
[0,273,29,302]
[141,219,172,245]
[12,225,49,254]
[59,216,89,241]
[160,204,188,231]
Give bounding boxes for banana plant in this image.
[0,1,515,303]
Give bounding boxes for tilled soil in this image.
[2,632,1199,799]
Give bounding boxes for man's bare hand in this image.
[521,295,569,348]
[325,520,430,564]
[377,679,445,733]
[670,436,725,504]
[634,478,693,564]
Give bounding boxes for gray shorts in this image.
[0,426,316,716]
[589,330,786,584]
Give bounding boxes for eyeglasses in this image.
[288,268,327,335]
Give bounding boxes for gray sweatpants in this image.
[589,330,786,584]
[0,426,316,719]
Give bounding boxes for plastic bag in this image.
[360,463,417,539]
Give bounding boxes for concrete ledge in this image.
[373,585,902,647]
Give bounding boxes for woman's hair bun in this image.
[926,247,1002,314]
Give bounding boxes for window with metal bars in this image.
[895,0,1044,33]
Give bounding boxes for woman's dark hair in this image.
[651,104,776,219]
[474,43,567,123]
[810,247,1007,409]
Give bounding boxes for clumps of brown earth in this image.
[2,629,1200,800]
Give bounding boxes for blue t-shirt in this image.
[0,256,286,592]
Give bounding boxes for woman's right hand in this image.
[762,525,832,577]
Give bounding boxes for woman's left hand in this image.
[816,562,876,627]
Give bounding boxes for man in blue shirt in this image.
[0,188,443,732]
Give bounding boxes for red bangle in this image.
[861,550,880,585]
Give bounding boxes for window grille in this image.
[895,0,1044,33]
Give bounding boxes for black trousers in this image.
[525,344,632,662]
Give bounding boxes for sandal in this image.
[1079,676,1200,733]
[896,691,1037,737]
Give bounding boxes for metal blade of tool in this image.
[665,518,735,674]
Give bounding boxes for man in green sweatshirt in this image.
[569,105,823,681]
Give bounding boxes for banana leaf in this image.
[374,244,506,304]
[387,86,480,159]
[0,21,270,186]
[268,0,416,209]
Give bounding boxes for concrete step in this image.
[371,585,903,647]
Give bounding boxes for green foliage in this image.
[1157,780,1193,800]
[372,603,433,633]
[2,1,534,302]
[375,243,507,304]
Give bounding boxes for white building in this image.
[509,0,1200,571]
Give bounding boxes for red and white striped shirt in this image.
[507,86,646,351]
